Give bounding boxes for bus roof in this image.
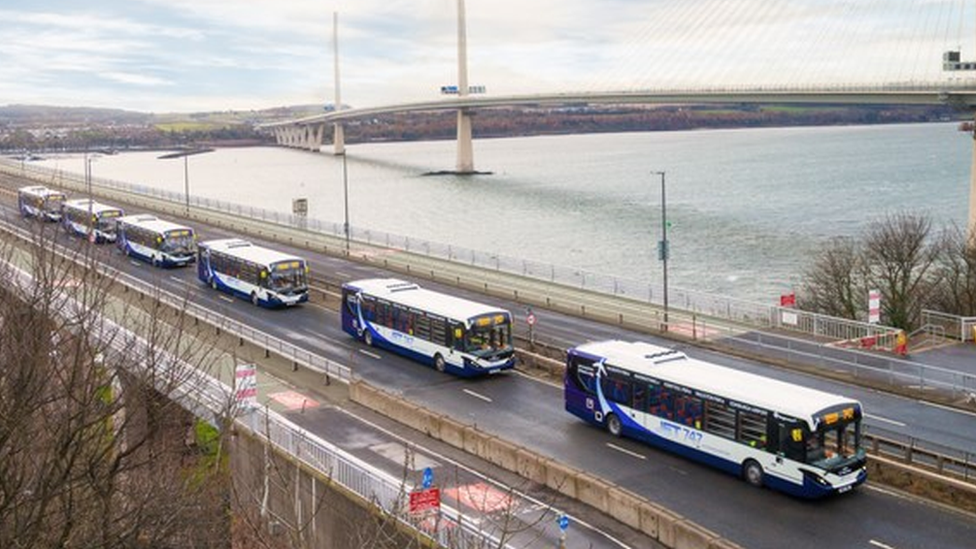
[344,278,510,325]
[63,198,123,215]
[18,185,64,198]
[199,238,305,267]
[117,214,192,235]
[572,340,859,429]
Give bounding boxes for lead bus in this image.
[61,198,124,243]
[18,185,66,222]
[116,214,196,268]
[341,278,515,377]
[197,238,309,308]
[565,340,867,498]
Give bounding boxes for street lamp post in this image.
[654,171,669,331]
[342,153,350,254]
[157,148,215,217]
[85,153,95,239]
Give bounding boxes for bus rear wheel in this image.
[251,292,260,306]
[364,330,373,347]
[743,460,764,488]
[606,413,623,437]
[433,354,446,372]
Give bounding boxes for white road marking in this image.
[335,271,352,279]
[869,540,897,549]
[462,389,493,403]
[358,349,382,360]
[129,260,141,267]
[919,399,976,419]
[606,442,646,460]
[865,414,907,428]
[169,276,185,284]
[218,295,235,304]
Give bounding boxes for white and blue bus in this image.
[565,340,867,499]
[61,199,124,243]
[116,214,196,268]
[341,278,516,377]
[197,238,309,308]
[18,185,66,222]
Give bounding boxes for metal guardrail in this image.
[923,309,976,342]
[866,425,976,483]
[4,159,901,347]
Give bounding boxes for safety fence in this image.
[923,309,976,342]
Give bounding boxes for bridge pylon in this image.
[454,0,475,174]
[970,115,976,238]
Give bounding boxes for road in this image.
[1,179,974,548]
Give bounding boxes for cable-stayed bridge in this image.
[260,0,976,232]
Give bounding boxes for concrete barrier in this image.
[544,457,578,499]
[575,472,611,511]
[674,519,721,549]
[607,486,643,533]
[515,448,547,484]
[482,435,521,471]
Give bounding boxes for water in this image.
[34,122,971,304]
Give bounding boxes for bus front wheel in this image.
[743,460,764,488]
[433,354,446,372]
[606,413,623,437]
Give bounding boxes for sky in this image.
[1,0,973,113]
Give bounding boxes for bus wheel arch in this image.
[743,459,764,488]
[250,292,260,306]
[433,354,446,372]
[364,330,373,347]
[606,413,623,437]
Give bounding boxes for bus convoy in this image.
[340,278,516,377]
[197,238,309,308]
[16,186,867,498]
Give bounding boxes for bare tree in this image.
[861,212,940,329]
[800,236,865,320]
[800,212,941,330]
[0,223,233,548]
[930,226,976,317]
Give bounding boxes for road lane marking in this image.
[462,389,492,403]
[919,399,976,419]
[869,540,897,549]
[358,349,382,360]
[129,260,141,267]
[335,271,352,279]
[169,276,186,284]
[606,442,646,460]
[865,414,907,428]
[218,295,235,303]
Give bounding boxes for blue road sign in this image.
[558,514,570,531]
[422,467,434,489]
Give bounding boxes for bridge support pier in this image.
[333,123,345,155]
[456,110,474,173]
[970,116,976,238]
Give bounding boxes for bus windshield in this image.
[161,231,194,255]
[806,419,864,471]
[464,319,512,355]
[44,194,65,213]
[268,262,307,293]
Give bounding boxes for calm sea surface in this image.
[34,123,970,304]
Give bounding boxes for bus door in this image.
[774,420,806,479]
